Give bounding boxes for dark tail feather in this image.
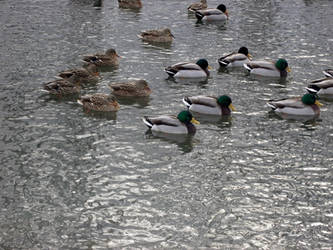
[195,11,204,20]
[142,116,153,128]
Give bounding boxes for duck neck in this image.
[220,105,231,116]
[185,123,196,135]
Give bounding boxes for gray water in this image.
[1,0,333,249]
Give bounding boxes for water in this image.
[0,0,333,249]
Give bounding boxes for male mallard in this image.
[323,69,333,78]
[183,95,235,116]
[165,59,211,78]
[188,0,207,12]
[267,93,322,118]
[195,4,228,22]
[143,110,200,135]
[218,47,252,68]
[83,48,120,67]
[306,77,333,96]
[138,28,174,44]
[118,0,142,9]
[58,63,99,84]
[77,94,120,112]
[109,79,151,97]
[244,58,290,78]
[43,77,81,96]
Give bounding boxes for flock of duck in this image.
[43,0,333,136]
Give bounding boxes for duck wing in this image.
[267,97,304,110]
[184,95,217,108]
[143,115,180,128]
[244,60,275,70]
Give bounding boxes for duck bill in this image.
[225,10,229,19]
[94,72,100,76]
[287,67,291,72]
[315,100,323,107]
[247,53,253,60]
[171,33,175,38]
[208,65,213,70]
[191,117,200,125]
[116,53,121,58]
[229,103,236,111]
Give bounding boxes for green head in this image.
[238,47,249,56]
[196,59,209,70]
[301,93,316,105]
[217,95,232,106]
[275,58,289,71]
[177,110,200,124]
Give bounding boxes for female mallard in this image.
[183,95,235,116]
[243,58,290,78]
[109,79,151,97]
[77,94,120,112]
[323,69,333,78]
[218,47,252,68]
[188,0,207,12]
[195,4,229,22]
[118,0,142,9]
[267,93,322,117]
[306,77,333,96]
[165,59,211,78]
[83,48,120,67]
[138,28,174,44]
[58,63,99,84]
[43,77,81,96]
[143,110,200,135]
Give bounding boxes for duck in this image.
[82,48,120,67]
[267,93,322,118]
[188,0,207,12]
[118,0,142,9]
[195,4,228,22]
[138,28,174,44]
[143,110,200,135]
[109,79,152,97]
[77,94,120,112]
[243,58,290,78]
[43,76,81,96]
[306,77,333,96]
[58,63,99,84]
[165,59,211,78]
[183,95,235,116]
[323,69,333,78]
[218,47,252,68]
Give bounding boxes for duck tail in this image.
[182,96,192,108]
[243,63,252,72]
[306,85,320,94]
[77,99,84,106]
[323,69,333,78]
[266,102,277,110]
[142,116,153,128]
[195,11,204,20]
[164,67,177,77]
[218,58,229,67]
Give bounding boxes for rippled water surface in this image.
[1,0,333,249]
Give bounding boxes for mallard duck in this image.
[143,110,200,135]
[109,79,152,97]
[218,47,252,68]
[58,64,99,84]
[323,69,333,78]
[77,94,120,112]
[43,77,81,96]
[165,59,211,78]
[183,95,235,116]
[138,28,174,44]
[83,48,120,67]
[118,0,142,9]
[306,77,333,96]
[195,4,228,22]
[267,93,322,117]
[188,0,207,12]
[244,58,290,78]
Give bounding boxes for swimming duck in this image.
[83,48,120,67]
[43,76,81,96]
[195,4,228,22]
[188,0,207,12]
[306,77,333,96]
[165,59,211,78]
[218,47,252,68]
[243,58,290,78]
[109,79,152,97]
[118,0,142,9]
[183,95,235,116]
[77,94,120,112]
[58,64,99,84]
[138,28,174,44]
[323,69,333,78]
[143,110,200,135]
[267,93,322,118]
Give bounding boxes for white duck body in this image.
[184,96,221,115]
[244,60,282,77]
[219,53,250,68]
[196,8,227,22]
[165,62,209,78]
[143,115,189,134]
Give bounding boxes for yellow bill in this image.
[191,117,200,125]
[315,100,323,106]
[229,103,236,111]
